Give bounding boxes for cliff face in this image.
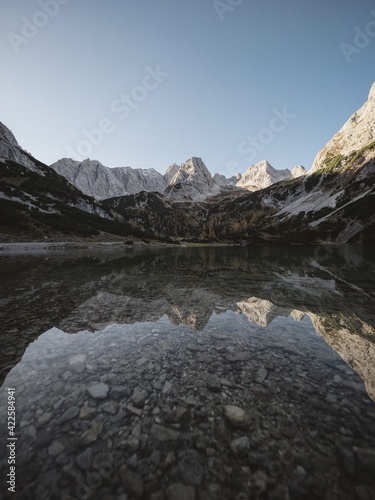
[50,157,306,202]
[164,157,221,202]
[51,158,167,200]
[310,313,375,402]
[236,160,305,191]
[311,83,375,173]
[0,121,38,171]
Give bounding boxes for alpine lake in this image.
[0,244,375,500]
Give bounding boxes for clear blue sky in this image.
[1,0,374,176]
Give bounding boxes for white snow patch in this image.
[310,188,373,227]
[0,192,59,214]
[276,190,343,218]
[274,273,341,295]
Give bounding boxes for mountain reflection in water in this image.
[0,245,375,499]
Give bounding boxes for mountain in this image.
[164,157,221,202]
[51,158,167,200]
[236,160,306,191]
[1,81,374,244]
[311,82,375,172]
[213,172,242,187]
[51,156,303,203]
[0,122,163,242]
[164,163,180,184]
[103,83,375,244]
[0,122,39,171]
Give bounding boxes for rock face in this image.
[165,157,221,202]
[164,163,180,184]
[236,160,305,191]
[50,152,305,202]
[291,165,306,178]
[0,121,38,171]
[311,82,375,172]
[236,297,292,327]
[310,313,375,402]
[51,158,167,200]
[213,173,229,188]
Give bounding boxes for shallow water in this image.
[0,245,375,499]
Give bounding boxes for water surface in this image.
[0,245,374,499]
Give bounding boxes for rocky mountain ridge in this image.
[0,122,39,171]
[1,81,374,243]
[311,82,375,172]
[51,155,306,202]
[236,161,305,191]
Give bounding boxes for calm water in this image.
[0,245,375,499]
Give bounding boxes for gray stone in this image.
[150,425,180,442]
[167,483,196,500]
[325,393,337,404]
[124,436,140,453]
[56,453,69,465]
[126,453,138,469]
[87,383,109,400]
[177,451,203,486]
[201,372,221,392]
[152,381,164,391]
[75,447,93,470]
[131,389,148,407]
[38,412,53,425]
[254,367,268,384]
[185,396,198,406]
[230,436,250,456]
[223,405,251,429]
[48,441,65,456]
[102,400,119,415]
[123,470,144,498]
[175,406,191,424]
[80,422,104,446]
[162,381,173,394]
[80,402,96,420]
[69,354,87,366]
[58,406,80,424]
[22,425,37,439]
[111,386,132,400]
[127,404,143,416]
